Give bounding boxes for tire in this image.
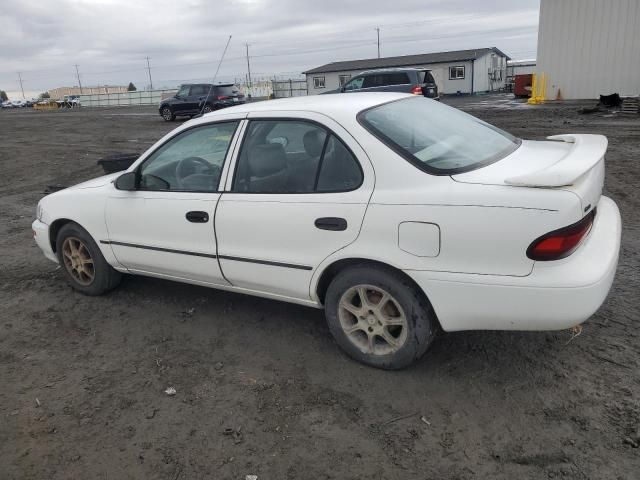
[55,222,122,296]
[161,106,175,121]
[202,103,214,114]
[325,265,437,369]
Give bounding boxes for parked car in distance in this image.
[57,95,80,108]
[3,99,29,108]
[326,68,439,99]
[159,83,245,121]
[33,93,621,369]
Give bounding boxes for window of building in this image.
[449,66,465,80]
[339,75,351,87]
[313,77,326,89]
[232,120,363,194]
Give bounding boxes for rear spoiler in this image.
[505,134,607,187]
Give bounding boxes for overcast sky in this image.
[0,0,540,98]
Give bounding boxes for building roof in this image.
[304,47,510,75]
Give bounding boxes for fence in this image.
[272,79,308,98]
[77,89,177,107]
[76,79,308,106]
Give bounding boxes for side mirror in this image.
[115,171,137,191]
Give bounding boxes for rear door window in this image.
[215,85,239,97]
[362,75,382,88]
[190,85,209,96]
[232,120,362,193]
[382,73,411,85]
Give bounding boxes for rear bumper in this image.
[406,196,621,331]
[32,219,58,263]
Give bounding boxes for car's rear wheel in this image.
[202,103,214,114]
[56,223,122,296]
[161,106,175,121]
[325,265,437,369]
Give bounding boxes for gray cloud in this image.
[0,0,539,96]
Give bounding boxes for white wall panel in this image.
[537,0,640,99]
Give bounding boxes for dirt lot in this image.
[1,96,638,479]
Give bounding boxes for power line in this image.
[74,64,83,94]
[145,56,153,90]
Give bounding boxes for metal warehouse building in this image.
[304,48,509,95]
[536,0,640,99]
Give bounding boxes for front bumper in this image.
[32,219,58,263]
[406,196,621,332]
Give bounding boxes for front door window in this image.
[138,122,239,192]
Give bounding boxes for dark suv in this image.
[159,83,245,121]
[333,68,439,99]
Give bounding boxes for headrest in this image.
[303,130,325,157]
[248,143,286,177]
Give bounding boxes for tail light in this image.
[217,95,229,100]
[411,85,423,95]
[526,210,595,261]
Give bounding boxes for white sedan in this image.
[32,93,621,369]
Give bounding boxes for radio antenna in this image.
[200,35,233,115]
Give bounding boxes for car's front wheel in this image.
[56,222,122,296]
[161,106,175,121]
[325,265,437,369]
[202,103,214,114]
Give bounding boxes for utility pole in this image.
[145,56,153,90]
[74,64,83,94]
[245,43,252,98]
[17,72,25,99]
[375,27,381,58]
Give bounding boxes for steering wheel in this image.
[175,156,218,189]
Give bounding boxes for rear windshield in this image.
[358,97,520,174]
[215,85,240,96]
[418,71,435,84]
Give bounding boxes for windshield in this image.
[358,97,520,174]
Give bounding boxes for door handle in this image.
[186,211,209,223]
[315,217,347,231]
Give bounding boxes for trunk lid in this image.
[453,134,606,213]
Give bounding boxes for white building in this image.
[536,0,640,99]
[304,48,509,96]
[507,59,536,77]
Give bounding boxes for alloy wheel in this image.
[162,107,172,120]
[338,285,408,356]
[202,104,213,113]
[61,237,95,286]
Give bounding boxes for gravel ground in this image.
[1,95,638,479]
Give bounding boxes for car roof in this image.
[180,83,234,87]
[358,67,432,75]
[203,92,410,120]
